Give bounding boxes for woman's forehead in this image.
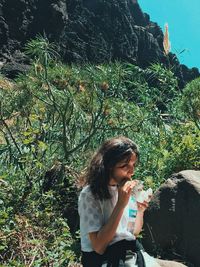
[116,152,137,165]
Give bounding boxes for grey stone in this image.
[143,170,200,267]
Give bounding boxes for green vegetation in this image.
[0,37,199,266]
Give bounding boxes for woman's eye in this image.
[120,164,127,169]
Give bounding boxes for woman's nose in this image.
[128,168,134,176]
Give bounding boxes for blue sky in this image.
[138,0,200,70]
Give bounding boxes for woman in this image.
[78,136,186,267]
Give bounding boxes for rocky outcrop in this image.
[42,162,79,232]
[143,170,200,267]
[0,0,199,86]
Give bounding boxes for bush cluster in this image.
[0,37,199,266]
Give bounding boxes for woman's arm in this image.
[89,181,135,254]
[134,210,144,236]
[134,201,148,236]
[89,201,125,254]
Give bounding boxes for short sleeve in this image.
[78,187,103,234]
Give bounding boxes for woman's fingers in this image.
[137,201,149,212]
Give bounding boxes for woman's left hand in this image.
[137,201,149,213]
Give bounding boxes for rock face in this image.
[0,0,199,85]
[42,162,79,232]
[143,170,200,267]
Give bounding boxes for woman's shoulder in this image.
[79,185,93,199]
[80,184,91,194]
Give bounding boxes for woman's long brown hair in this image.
[84,136,139,200]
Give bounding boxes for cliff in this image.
[0,0,199,86]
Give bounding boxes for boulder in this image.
[42,162,80,232]
[143,170,200,267]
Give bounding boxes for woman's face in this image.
[109,152,137,185]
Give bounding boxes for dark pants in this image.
[81,239,145,267]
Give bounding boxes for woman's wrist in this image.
[137,209,145,215]
[116,200,126,210]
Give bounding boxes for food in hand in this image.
[133,187,153,203]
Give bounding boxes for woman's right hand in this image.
[117,180,138,208]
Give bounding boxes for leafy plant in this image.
[180,77,200,129]
[0,36,199,266]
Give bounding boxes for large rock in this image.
[0,0,199,84]
[42,162,79,232]
[143,170,200,267]
[60,0,164,65]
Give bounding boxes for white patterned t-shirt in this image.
[78,185,137,252]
